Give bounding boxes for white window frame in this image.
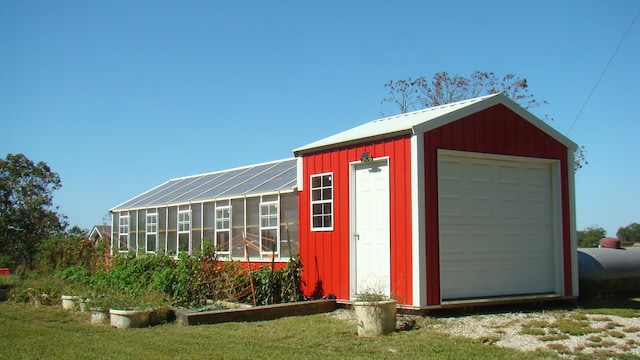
[146,211,158,253]
[177,209,191,254]
[260,200,279,254]
[310,172,334,231]
[215,204,231,255]
[118,213,130,252]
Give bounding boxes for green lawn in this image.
[0,302,555,360]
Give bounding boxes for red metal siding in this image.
[299,136,413,304]
[423,104,573,305]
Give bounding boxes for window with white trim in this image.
[310,173,333,231]
[215,206,231,254]
[146,212,157,253]
[178,210,190,253]
[260,201,278,253]
[119,213,130,251]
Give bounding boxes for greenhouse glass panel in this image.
[231,199,245,258]
[178,233,189,253]
[260,201,278,254]
[215,205,230,254]
[280,192,299,258]
[178,209,190,254]
[245,197,260,258]
[118,213,129,252]
[248,166,297,194]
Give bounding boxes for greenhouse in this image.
[109,158,299,263]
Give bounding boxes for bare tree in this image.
[382,71,586,170]
[382,71,546,112]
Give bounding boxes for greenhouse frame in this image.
[109,158,299,263]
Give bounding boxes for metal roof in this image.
[293,93,577,155]
[111,158,298,211]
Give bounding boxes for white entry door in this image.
[352,159,391,298]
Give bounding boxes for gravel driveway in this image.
[328,307,640,358]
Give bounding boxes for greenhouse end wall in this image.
[111,192,299,262]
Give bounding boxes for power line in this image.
[566,9,640,136]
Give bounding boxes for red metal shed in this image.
[293,93,578,309]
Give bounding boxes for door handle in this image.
[354,233,360,240]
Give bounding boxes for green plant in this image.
[169,252,212,307]
[8,275,67,305]
[248,256,304,306]
[55,264,91,283]
[355,287,390,302]
[36,234,97,275]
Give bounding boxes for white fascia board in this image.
[411,134,427,307]
[296,157,304,192]
[567,149,579,296]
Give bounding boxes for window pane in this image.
[261,229,277,252]
[147,234,156,252]
[178,233,189,252]
[323,203,332,214]
[322,174,332,186]
[216,231,230,253]
[311,176,321,188]
[119,235,128,251]
[322,188,332,200]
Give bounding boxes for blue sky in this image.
[1,1,638,236]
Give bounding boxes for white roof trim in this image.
[293,93,576,155]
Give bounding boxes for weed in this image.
[604,321,623,329]
[587,335,603,343]
[478,335,501,346]
[553,318,599,336]
[539,334,570,341]
[546,343,572,354]
[585,339,619,350]
[578,349,623,359]
[605,330,626,339]
[623,326,640,333]
[525,319,551,328]
[520,327,546,336]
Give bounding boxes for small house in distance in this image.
[293,93,578,309]
[110,93,578,310]
[88,225,111,244]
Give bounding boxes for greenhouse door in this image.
[351,158,391,298]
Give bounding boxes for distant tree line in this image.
[577,223,640,248]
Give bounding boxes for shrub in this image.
[36,234,97,275]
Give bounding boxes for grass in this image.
[577,297,640,318]
[0,302,554,360]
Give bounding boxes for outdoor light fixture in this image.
[360,152,373,163]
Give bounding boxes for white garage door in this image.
[438,152,557,300]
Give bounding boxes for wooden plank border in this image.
[175,300,337,326]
